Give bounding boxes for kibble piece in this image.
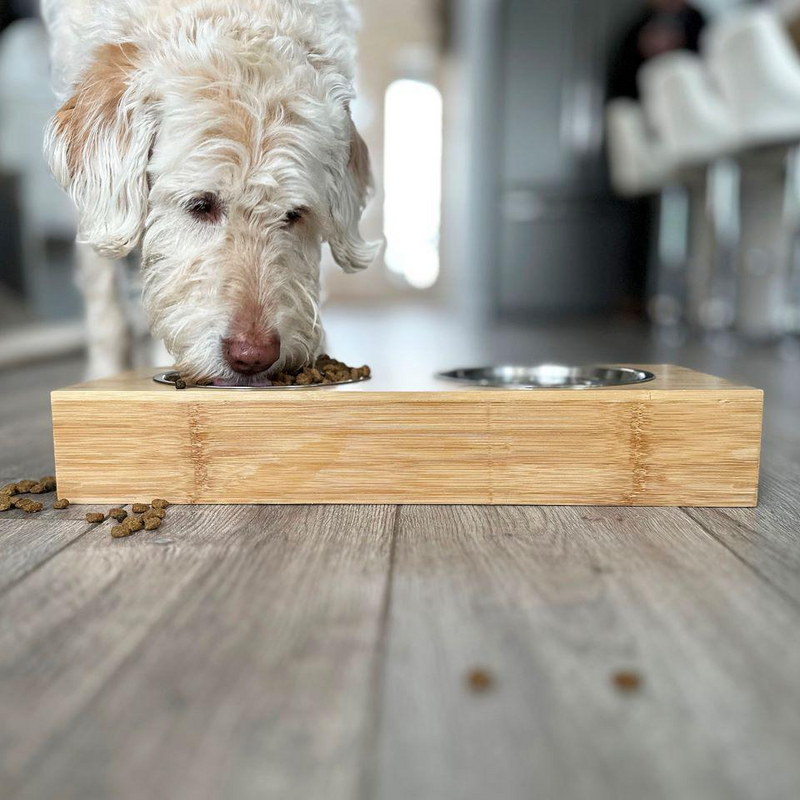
[360,365,371,378]
[175,379,187,390]
[123,516,144,533]
[29,483,47,494]
[143,508,166,520]
[466,668,495,693]
[144,516,162,531]
[151,499,170,510]
[86,512,105,523]
[1,483,18,496]
[612,671,642,694]
[108,508,128,522]
[132,503,149,514]
[40,476,57,492]
[0,497,12,512]
[16,480,37,493]
[111,524,134,539]
[14,498,43,513]
[53,498,70,510]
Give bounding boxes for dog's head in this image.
[45,15,379,384]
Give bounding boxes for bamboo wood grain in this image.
[50,365,764,507]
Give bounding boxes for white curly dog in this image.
[42,0,379,384]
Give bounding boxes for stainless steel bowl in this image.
[436,365,656,390]
[153,371,371,390]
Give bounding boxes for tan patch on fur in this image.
[348,117,371,197]
[54,42,141,177]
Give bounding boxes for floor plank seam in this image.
[355,504,400,800]
[6,552,227,798]
[0,525,96,599]
[681,508,800,612]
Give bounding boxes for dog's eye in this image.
[284,207,307,226]
[186,193,222,223]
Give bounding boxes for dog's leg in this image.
[75,240,131,379]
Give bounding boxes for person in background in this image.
[608,0,707,100]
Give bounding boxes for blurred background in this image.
[3,0,800,391]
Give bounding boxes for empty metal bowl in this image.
[436,365,656,390]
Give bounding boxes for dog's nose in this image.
[222,335,281,375]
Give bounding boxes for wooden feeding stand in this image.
[50,365,763,507]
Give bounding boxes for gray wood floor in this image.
[2,317,800,800]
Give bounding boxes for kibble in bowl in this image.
[155,356,371,391]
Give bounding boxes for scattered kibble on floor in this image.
[13,498,43,513]
[612,671,643,693]
[2,476,173,539]
[124,516,145,533]
[466,668,496,693]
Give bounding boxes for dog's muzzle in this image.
[222,335,281,375]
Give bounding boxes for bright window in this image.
[383,79,443,290]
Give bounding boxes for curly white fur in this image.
[42,0,379,383]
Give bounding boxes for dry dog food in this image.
[612,671,643,693]
[2,476,57,496]
[125,516,144,533]
[0,496,11,512]
[172,355,370,389]
[144,508,166,520]
[151,499,170,510]
[54,499,70,510]
[86,512,105,524]
[271,356,371,387]
[13,498,43,513]
[131,503,149,514]
[111,515,146,538]
[144,516,162,531]
[108,508,128,522]
[466,668,495,693]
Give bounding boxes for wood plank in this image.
[3,504,395,800]
[369,505,800,800]
[0,517,93,593]
[683,445,800,605]
[51,366,763,506]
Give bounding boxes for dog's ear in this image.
[45,43,156,258]
[327,114,381,273]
